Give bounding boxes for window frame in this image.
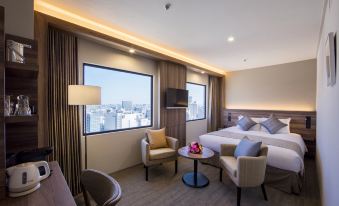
[83,63,153,135]
[186,82,207,122]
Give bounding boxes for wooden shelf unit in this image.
[0,8,39,199]
[5,115,38,123]
[4,34,39,155]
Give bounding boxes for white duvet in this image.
[199,126,307,173]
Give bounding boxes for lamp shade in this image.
[68,85,101,105]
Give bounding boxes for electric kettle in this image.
[6,161,50,197]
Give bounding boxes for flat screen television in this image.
[166,88,188,108]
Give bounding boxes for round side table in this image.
[178,146,214,188]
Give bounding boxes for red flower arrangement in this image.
[188,142,203,154]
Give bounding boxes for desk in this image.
[0,161,76,206]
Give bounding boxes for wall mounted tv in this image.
[166,88,188,108]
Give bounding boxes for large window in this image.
[186,82,206,121]
[84,64,153,135]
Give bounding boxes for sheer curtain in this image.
[47,26,81,195]
[208,75,225,132]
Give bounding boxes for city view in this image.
[84,64,152,134]
[85,102,152,133]
[186,83,206,121]
[186,96,206,121]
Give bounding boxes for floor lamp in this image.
[68,85,101,169]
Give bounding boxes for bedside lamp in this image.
[68,85,101,169]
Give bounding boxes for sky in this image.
[85,65,152,104]
[85,64,206,106]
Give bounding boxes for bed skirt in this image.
[200,152,303,194]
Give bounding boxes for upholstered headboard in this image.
[224,109,316,141]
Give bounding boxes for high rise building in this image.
[122,101,133,111]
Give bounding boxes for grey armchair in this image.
[219,144,268,206]
[141,136,179,181]
[81,169,122,206]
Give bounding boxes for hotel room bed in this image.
[199,126,307,194]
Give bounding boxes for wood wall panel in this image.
[159,61,187,147]
[224,109,316,157]
[6,123,38,154]
[0,6,5,199]
[34,12,49,147]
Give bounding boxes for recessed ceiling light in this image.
[201,71,205,74]
[227,36,235,42]
[129,48,135,53]
[165,3,171,10]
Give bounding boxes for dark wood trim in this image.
[5,115,38,123]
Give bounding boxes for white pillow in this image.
[260,117,291,134]
[237,115,261,131]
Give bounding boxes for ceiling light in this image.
[227,36,235,42]
[165,3,171,10]
[201,71,205,74]
[243,58,247,62]
[129,48,135,54]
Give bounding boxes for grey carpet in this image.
[75,157,320,206]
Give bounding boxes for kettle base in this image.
[9,183,40,197]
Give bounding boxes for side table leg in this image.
[194,159,198,186]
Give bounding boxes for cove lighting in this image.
[34,0,226,75]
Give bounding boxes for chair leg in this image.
[145,165,149,181]
[261,184,268,201]
[81,183,91,206]
[175,160,178,174]
[237,187,241,206]
[219,167,223,182]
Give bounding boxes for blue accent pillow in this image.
[234,137,262,158]
[260,114,287,134]
[237,116,257,131]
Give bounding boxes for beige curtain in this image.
[208,75,225,132]
[158,61,187,147]
[47,26,81,195]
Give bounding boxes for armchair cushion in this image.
[146,128,168,149]
[234,137,262,158]
[149,148,176,160]
[220,156,237,177]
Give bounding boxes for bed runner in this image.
[208,130,303,158]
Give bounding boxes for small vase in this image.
[14,95,31,116]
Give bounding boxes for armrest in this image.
[237,156,267,187]
[166,136,179,150]
[141,138,150,165]
[259,145,268,157]
[220,144,237,156]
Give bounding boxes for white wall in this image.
[226,59,317,111]
[0,0,34,39]
[78,38,158,174]
[316,0,339,206]
[186,70,208,143]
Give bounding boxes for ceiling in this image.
[38,0,324,71]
